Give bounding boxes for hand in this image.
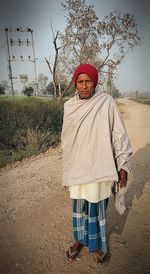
[118,169,127,188]
[62,186,68,191]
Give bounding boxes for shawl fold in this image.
[61,92,132,187]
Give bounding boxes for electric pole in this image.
[30,29,38,96]
[5,28,15,101]
[5,27,38,99]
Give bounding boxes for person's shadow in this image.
[107,143,150,246]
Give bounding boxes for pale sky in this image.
[0,0,150,93]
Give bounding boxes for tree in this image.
[135,90,139,98]
[59,0,141,95]
[60,0,100,69]
[44,80,72,97]
[110,83,121,98]
[0,80,11,94]
[44,82,55,96]
[38,74,48,95]
[45,23,65,98]
[0,84,5,95]
[22,86,34,97]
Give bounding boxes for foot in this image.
[93,250,110,266]
[66,242,84,263]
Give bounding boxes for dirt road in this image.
[0,98,150,274]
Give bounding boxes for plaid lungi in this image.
[72,198,108,253]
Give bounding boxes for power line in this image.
[0,43,6,49]
[5,27,38,100]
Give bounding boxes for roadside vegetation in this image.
[130,97,150,105]
[0,96,64,167]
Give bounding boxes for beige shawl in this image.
[61,91,132,186]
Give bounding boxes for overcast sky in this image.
[0,0,150,93]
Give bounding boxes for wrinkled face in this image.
[76,73,95,99]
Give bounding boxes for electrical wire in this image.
[0,43,6,49]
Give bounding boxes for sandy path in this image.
[0,98,150,274]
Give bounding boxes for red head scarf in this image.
[73,63,98,87]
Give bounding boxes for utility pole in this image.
[5,28,15,101]
[30,29,38,96]
[5,27,38,98]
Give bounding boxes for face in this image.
[76,73,95,99]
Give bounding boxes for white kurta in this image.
[69,161,130,203]
[69,180,113,203]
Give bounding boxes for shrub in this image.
[22,86,34,96]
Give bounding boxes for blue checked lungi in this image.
[72,198,108,253]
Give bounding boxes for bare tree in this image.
[97,10,141,69]
[45,23,64,98]
[59,0,141,96]
[60,0,101,71]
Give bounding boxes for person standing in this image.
[61,63,132,265]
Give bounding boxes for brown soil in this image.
[0,98,150,274]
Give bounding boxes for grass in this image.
[0,94,54,102]
[130,97,150,105]
[0,148,39,167]
[0,96,64,168]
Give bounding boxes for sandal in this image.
[94,250,110,266]
[65,242,84,263]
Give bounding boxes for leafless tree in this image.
[59,0,141,96]
[45,23,64,98]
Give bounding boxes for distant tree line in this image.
[1,74,149,99]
